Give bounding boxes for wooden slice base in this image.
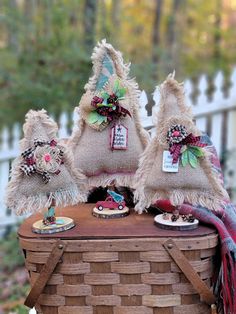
[92,206,130,219]
[32,217,75,234]
[154,214,199,231]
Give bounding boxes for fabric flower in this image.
[34,145,62,173]
[20,139,64,183]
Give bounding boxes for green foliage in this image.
[181,149,189,167]
[0,0,91,127]
[189,146,205,158]
[0,230,30,313]
[0,0,236,127]
[7,306,29,314]
[181,146,204,168]
[0,229,24,272]
[88,110,107,125]
[188,150,198,168]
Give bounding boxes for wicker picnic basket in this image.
[18,204,218,314]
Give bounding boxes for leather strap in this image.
[24,240,66,308]
[163,238,216,305]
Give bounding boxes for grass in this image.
[0,228,30,314]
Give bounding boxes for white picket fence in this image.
[1,69,236,233]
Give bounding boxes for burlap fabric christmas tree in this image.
[6,110,87,215]
[69,40,149,188]
[134,74,227,213]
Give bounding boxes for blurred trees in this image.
[83,0,97,53]
[152,0,163,81]
[0,0,236,127]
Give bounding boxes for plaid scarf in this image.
[154,134,236,314]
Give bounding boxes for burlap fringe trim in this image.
[7,184,84,216]
[5,156,87,215]
[134,137,159,198]
[87,173,136,190]
[134,188,225,214]
[69,113,85,148]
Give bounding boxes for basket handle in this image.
[163,238,216,306]
[24,239,66,309]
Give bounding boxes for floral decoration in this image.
[87,79,131,128]
[166,124,207,168]
[20,139,64,183]
[34,145,62,173]
[167,124,188,144]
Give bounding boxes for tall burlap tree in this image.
[69,40,149,189]
[134,74,228,214]
[6,109,87,216]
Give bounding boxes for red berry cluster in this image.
[91,94,131,123]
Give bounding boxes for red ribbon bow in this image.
[91,95,131,122]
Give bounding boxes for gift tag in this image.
[110,124,128,150]
[162,150,179,172]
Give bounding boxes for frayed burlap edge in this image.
[87,172,137,190]
[20,109,58,151]
[5,110,88,215]
[69,112,85,147]
[134,137,159,197]
[134,188,224,214]
[134,139,228,214]
[63,144,89,194]
[5,157,87,215]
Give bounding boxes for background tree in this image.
[166,0,183,73]
[152,0,163,82]
[213,0,222,67]
[0,0,236,128]
[83,0,97,54]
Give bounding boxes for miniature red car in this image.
[96,196,126,211]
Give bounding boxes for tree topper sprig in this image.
[87,80,131,127]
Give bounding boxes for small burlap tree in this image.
[134,74,228,214]
[5,110,87,232]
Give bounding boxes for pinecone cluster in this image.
[167,124,188,145]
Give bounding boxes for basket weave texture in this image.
[20,233,218,314]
